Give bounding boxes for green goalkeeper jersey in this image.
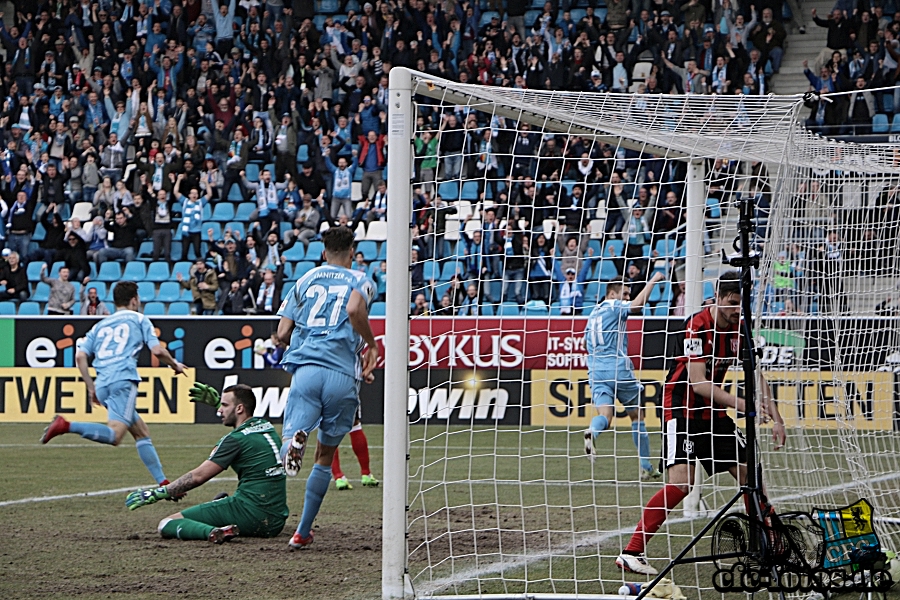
[208,417,288,517]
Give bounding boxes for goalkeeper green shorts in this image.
[181,495,286,538]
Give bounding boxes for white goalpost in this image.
[382,66,900,599]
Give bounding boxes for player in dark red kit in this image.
[616,271,787,575]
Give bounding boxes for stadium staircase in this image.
[771,0,834,95]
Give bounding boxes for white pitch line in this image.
[0,477,238,508]
[416,470,900,595]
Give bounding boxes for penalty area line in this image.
[0,477,238,508]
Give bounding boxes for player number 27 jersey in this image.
[277,264,376,380]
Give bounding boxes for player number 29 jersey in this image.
[585,299,633,370]
[277,264,376,380]
[76,310,160,388]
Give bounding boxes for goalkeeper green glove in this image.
[125,486,171,510]
[189,382,221,409]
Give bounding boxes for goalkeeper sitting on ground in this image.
[125,383,288,544]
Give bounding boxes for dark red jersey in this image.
[663,307,740,421]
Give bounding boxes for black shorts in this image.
[662,417,746,476]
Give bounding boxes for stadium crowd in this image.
[0,0,886,317]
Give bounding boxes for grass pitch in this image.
[3,423,898,600]
[1,423,384,600]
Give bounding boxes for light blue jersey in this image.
[277,264,376,380]
[585,299,633,370]
[77,310,161,389]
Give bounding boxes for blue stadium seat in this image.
[97,262,122,282]
[460,181,479,200]
[605,240,624,257]
[137,281,156,301]
[305,241,325,261]
[297,145,309,162]
[883,94,894,114]
[481,303,494,316]
[703,280,715,300]
[479,10,499,26]
[146,262,170,282]
[294,261,316,278]
[205,223,222,240]
[71,302,81,314]
[649,282,670,304]
[654,238,676,258]
[523,300,549,315]
[653,303,670,316]
[549,302,563,316]
[0,302,16,315]
[31,282,51,302]
[32,222,46,242]
[892,114,900,133]
[706,197,722,219]
[137,240,153,260]
[82,281,106,300]
[596,260,618,280]
[49,261,66,278]
[211,203,235,222]
[440,261,463,281]
[356,240,378,261]
[143,302,166,315]
[422,261,439,281]
[370,302,386,316]
[27,261,45,282]
[584,282,600,304]
[18,302,41,315]
[157,281,182,302]
[122,262,146,282]
[225,221,245,239]
[437,181,459,201]
[873,114,889,133]
[499,302,521,316]
[171,261,193,280]
[283,244,305,262]
[226,183,245,202]
[376,242,387,261]
[179,287,193,302]
[202,203,212,221]
[235,202,255,221]
[167,302,191,315]
[245,163,260,182]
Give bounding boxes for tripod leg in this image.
[636,489,747,600]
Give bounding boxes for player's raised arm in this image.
[629,271,665,313]
[347,288,378,381]
[687,360,745,413]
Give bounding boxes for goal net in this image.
[381,67,900,599]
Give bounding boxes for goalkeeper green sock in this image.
[159,518,214,541]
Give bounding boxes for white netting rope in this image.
[400,71,900,598]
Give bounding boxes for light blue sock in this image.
[135,438,167,484]
[632,421,653,471]
[296,463,332,538]
[590,414,609,438]
[68,421,116,445]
